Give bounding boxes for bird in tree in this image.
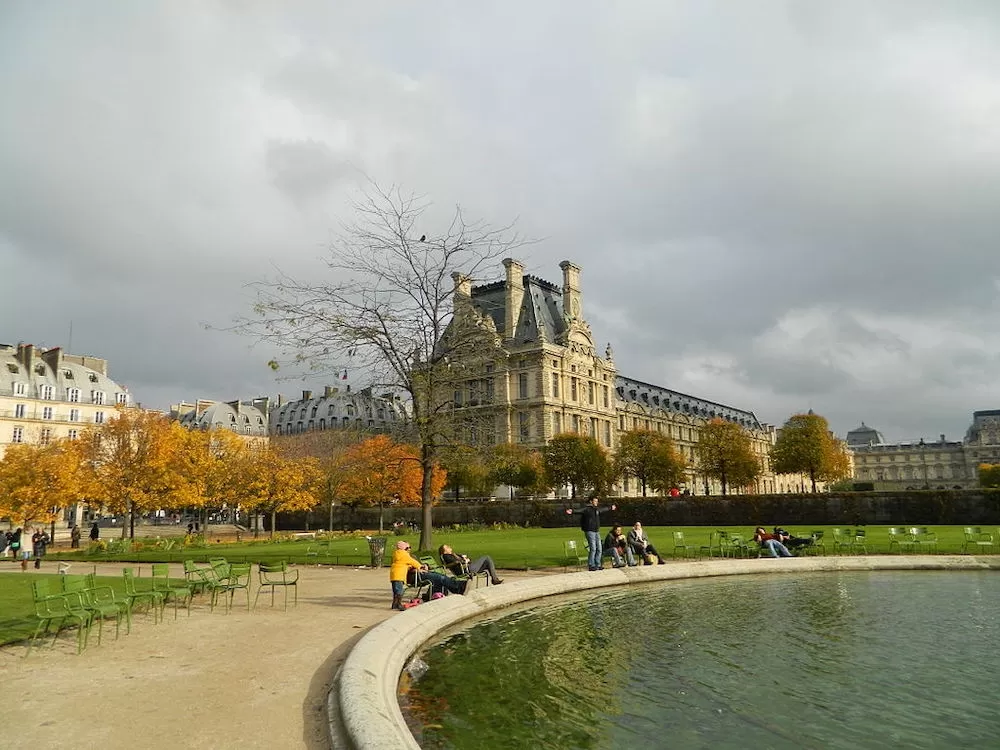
[419,234,426,242]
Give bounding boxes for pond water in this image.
[403,572,1000,749]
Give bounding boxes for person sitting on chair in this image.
[627,522,666,565]
[389,541,466,611]
[603,525,636,567]
[772,527,813,551]
[438,544,504,585]
[753,527,793,557]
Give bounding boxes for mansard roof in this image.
[846,422,884,447]
[471,274,566,345]
[615,375,763,430]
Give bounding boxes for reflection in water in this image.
[404,572,1000,750]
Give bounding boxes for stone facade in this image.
[442,259,804,495]
[0,343,131,459]
[847,411,1000,489]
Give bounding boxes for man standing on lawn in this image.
[565,495,617,571]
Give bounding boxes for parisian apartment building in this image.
[0,342,131,460]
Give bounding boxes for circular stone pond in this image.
[403,571,1000,749]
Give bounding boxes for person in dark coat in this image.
[70,524,81,548]
[31,529,50,569]
[565,495,618,571]
[89,522,100,542]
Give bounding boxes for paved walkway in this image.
[0,562,415,749]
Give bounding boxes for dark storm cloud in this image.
[2,1,1000,443]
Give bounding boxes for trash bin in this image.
[367,536,388,568]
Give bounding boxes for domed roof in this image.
[846,422,883,447]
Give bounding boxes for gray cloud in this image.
[3,1,1000,444]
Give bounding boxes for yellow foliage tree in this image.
[75,407,178,538]
[167,426,249,528]
[0,440,86,527]
[330,435,447,533]
[695,419,762,496]
[235,446,320,537]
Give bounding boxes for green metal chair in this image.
[851,528,869,555]
[122,567,165,624]
[211,563,252,613]
[28,579,92,656]
[564,540,588,570]
[62,574,129,644]
[254,562,299,610]
[832,528,854,555]
[961,527,993,554]
[909,527,938,553]
[151,563,194,618]
[806,530,826,556]
[671,531,697,558]
[183,559,212,595]
[708,530,730,558]
[887,527,912,553]
[725,534,758,558]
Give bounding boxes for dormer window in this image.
[6,364,17,374]
[15,382,26,395]
[63,369,73,379]
[34,364,45,375]
[41,385,54,400]
[230,414,236,423]
[68,388,80,403]
[91,390,105,405]
[89,373,98,383]
[115,393,128,405]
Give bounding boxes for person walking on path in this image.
[89,522,100,542]
[70,524,81,548]
[31,528,50,569]
[565,495,618,571]
[9,528,23,566]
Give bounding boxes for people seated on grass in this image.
[753,527,793,557]
[772,527,813,551]
[627,522,666,565]
[438,544,504,585]
[603,525,636,567]
[389,540,466,611]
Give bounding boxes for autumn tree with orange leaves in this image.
[0,440,86,528]
[330,435,446,533]
[234,446,320,537]
[75,407,178,538]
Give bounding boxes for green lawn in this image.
[43,524,998,568]
[4,524,994,648]
[0,570,160,647]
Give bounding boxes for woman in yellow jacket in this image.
[390,540,466,610]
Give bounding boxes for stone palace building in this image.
[847,410,1000,490]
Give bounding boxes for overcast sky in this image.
[3,1,999,443]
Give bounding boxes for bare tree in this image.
[240,183,527,550]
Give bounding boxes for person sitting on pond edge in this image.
[438,544,504,585]
[565,495,618,571]
[627,522,666,564]
[389,540,466,610]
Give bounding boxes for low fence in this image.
[278,489,1000,531]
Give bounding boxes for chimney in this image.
[16,343,35,373]
[502,258,524,340]
[451,271,472,298]
[302,390,312,401]
[324,385,337,397]
[41,346,63,371]
[277,394,286,407]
